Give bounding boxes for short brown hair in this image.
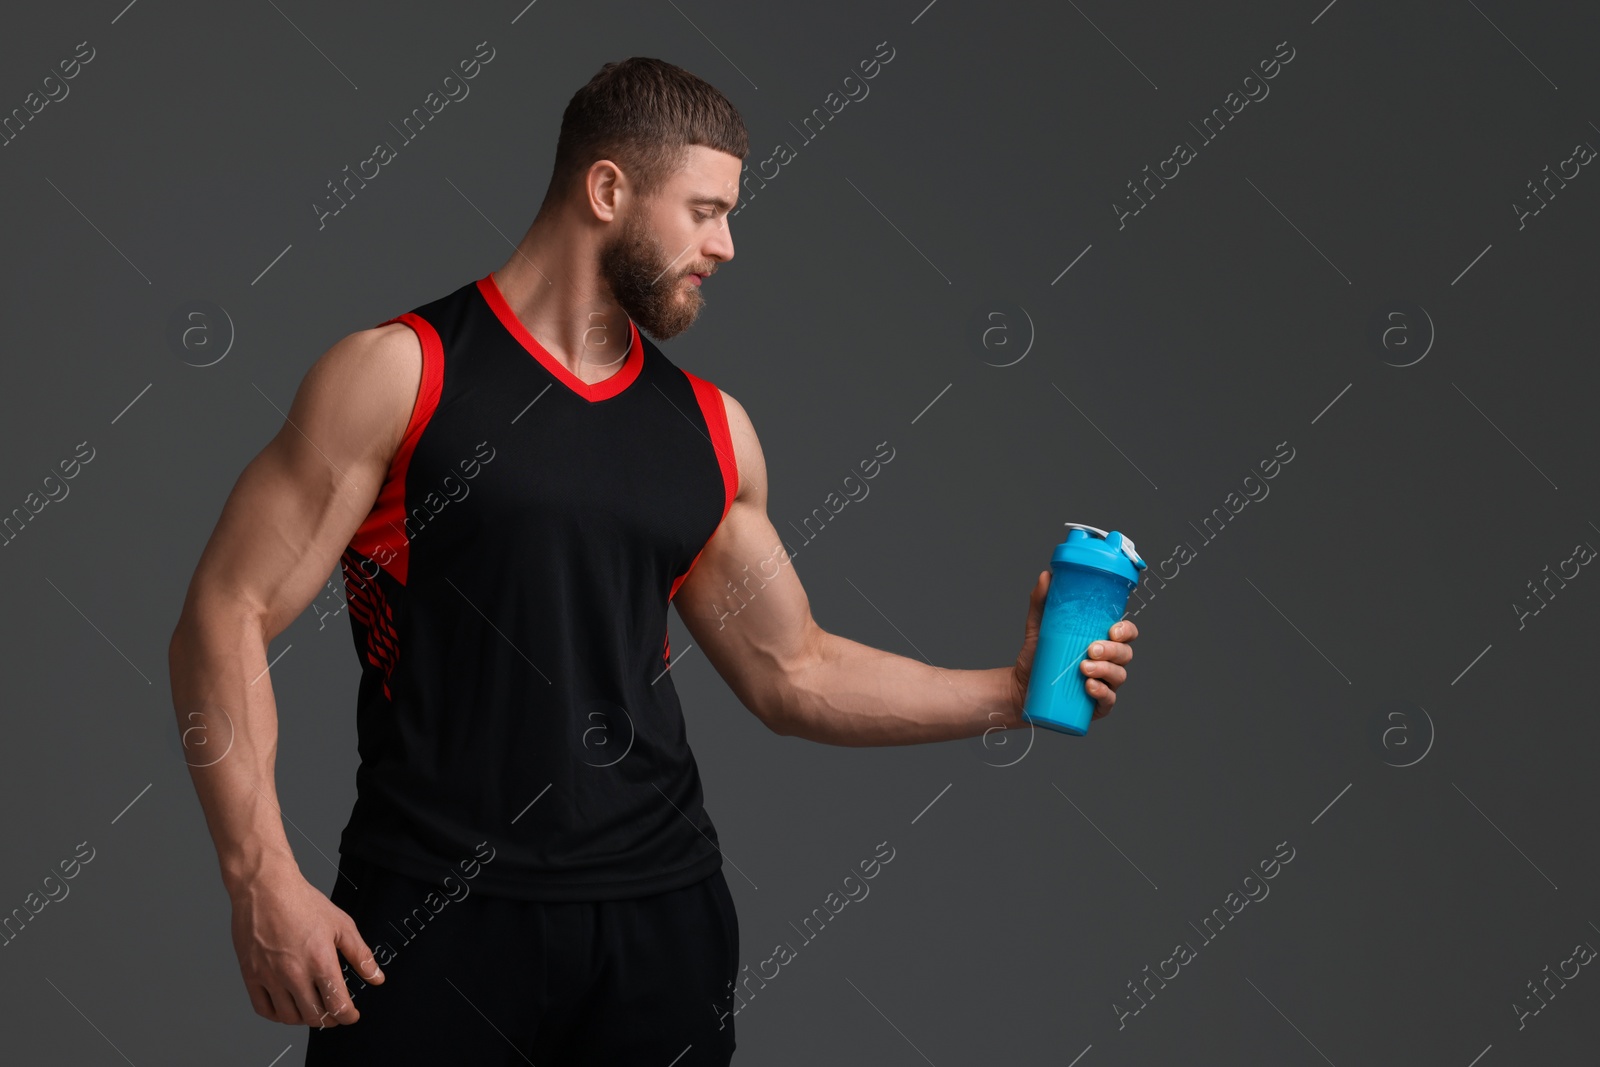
[543,57,748,209]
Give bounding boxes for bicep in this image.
[673,391,819,724]
[178,325,420,640]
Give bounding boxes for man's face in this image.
[599,145,740,341]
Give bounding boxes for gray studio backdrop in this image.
[2,0,1597,1063]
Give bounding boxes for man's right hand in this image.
[230,866,385,1027]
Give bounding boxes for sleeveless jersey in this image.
[334,272,738,901]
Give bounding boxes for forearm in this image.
[772,628,1022,746]
[168,598,302,897]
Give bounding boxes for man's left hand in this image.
[1081,619,1138,720]
[1011,570,1140,723]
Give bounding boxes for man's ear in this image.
[586,159,625,222]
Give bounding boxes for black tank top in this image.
[335,272,737,900]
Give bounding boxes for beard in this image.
[598,212,707,342]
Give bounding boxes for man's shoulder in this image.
[324,318,425,389]
[712,386,762,506]
[298,320,425,467]
[346,275,485,405]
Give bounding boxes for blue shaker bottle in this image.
[1022,522,1146,735]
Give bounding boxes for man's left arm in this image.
[672,390,1137,746]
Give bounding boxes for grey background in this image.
[2,0,1596,1063]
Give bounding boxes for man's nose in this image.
[706,221,734,264]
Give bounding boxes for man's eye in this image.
[695,211,713,221]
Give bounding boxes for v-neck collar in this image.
[476,272,645,403]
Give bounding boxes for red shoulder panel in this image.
[667,373,739,603]
[347,312,445,586]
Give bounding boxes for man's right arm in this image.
[167,320,420,1027]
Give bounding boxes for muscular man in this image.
[167,56,1137,1065]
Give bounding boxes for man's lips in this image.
[687,270,712,286]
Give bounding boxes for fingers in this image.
[245,981,277,1022]
[1082,623,1130,719]
[1079,658,1127,688]
[310,967,359,1029]
[307,916,382,1028]
[250,934,377,1028]
[285,978,327,1027]
[263,982,304,1025]
[261,961,338,1027]
[1084,621,1137,700]
[1085,637,1133,667]
[335,918,385,986]
[1087,678,1116,717]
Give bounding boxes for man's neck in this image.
[492,216,631,383]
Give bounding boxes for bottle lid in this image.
[1052,522,1147,584]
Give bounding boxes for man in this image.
[168,57,1137,1065]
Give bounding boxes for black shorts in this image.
[304,854,740,1065]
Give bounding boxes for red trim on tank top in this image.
[347,311,445,586]
[340,547,401,699]
[667,373,739,603]
[475,272,644,402]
